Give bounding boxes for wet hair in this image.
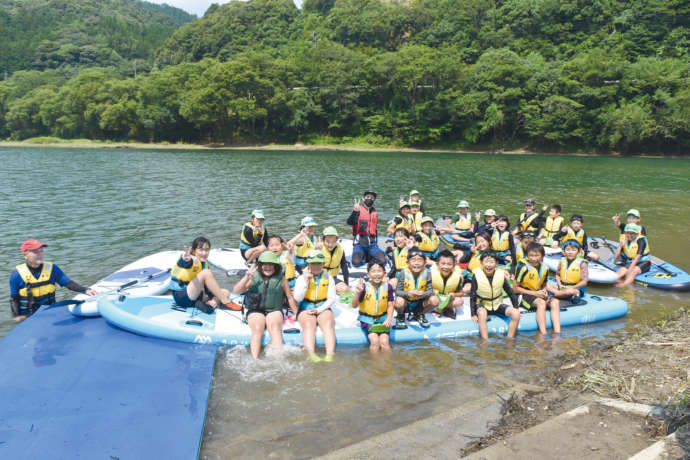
[551,204,562,213]
[475,230,492,245]
[191,236,211,252]
[437,249,455,263]
[367,260,386,272]
[480,250,498,262]
[496,215,510,227]
[394,227,410,238]
[526,242,545,256]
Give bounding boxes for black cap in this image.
[407,247,424,260]
[570,214,583,222]
[363,189,377,198]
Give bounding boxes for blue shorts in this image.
[352,243,384,267]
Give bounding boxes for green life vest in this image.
[245,267,285,312]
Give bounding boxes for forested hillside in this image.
[0,0,194,73]
[1,0,689,153]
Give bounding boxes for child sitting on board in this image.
[539,204,565,246]
[491,215,516,266]
[613,223,651,287]
[387,201,415,236]
[414,216,441,263]
[552,240,588,303]
[393,248,438,329]
[321,226,350,295]
[430,249,465,319]
[513,242,561,335]
[470,251,520,340]
[352,261,395,352]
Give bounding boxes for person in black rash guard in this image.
[9,239,97,322]
[471,209,497,237]
[470,251,520,340]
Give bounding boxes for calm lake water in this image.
[1,147,688,458]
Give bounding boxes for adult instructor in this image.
[9,239,97,321]
[346,189,386,267]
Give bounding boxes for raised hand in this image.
[353,197,360,210]
[475,211,481,222]
[247,264,258,277]
[182,245,192,261]
[355,278,365,294]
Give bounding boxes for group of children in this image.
[170,190,650,359]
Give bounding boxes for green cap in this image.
[399,201,411,211]
[409,190,420,196]
[251,209,265,219]
[409,201,420,208]
[626,209,640,218]
[257,250,279,264]
[301,216,316,227]
[624,223,641,233]
[457,200,469,208]
[306,250,325,264]
[323,226,338,237]
[484,209,496,216]
[421,216,434,225]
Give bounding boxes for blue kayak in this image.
[98,293,627,346]
[589,237,690,292]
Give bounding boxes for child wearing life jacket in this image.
[408,201,424,234]
[514,230,536,268]
[293,216,322,272]
[431,250,465,319]
[267,235,297,288]
[233,251,297,358]
[386,227,414,288]
[539,204,565,246]
[612,209,647,244]
[613,223,651,287]
[170,237,234,313]
[514,242,561,335]
[451,200,474,241]
[393,248,439,329]
[553,240,589,303]
[491,215,516,266]
[470,251,520,340]
[321,226,350,295]
[387,201,416,236]
[552,214,599,261]
[472,209,497,236]
[293,250,337,362]
[352,261,395,352]
[240,210,269,262]
[414,216,441,263]
[457,230,492,277]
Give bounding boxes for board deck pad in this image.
[102,266,169,283]
[0,305,217,459]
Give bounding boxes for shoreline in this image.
[0,140,678,158]
[462,307,690,457]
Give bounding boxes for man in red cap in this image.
[9,239,97,321]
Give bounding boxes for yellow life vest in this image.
[559,257,584,285]
[304,272,330,303]
[515,245,527,263]
[418,231,439,252]
[401,267,428,301]
[431,265,464,294]
[240,222,265,247]
[561,227,585,247]
[517,262,548,291]
[412,212,423,233]
[359,282,389,316]
[393,247,409,271]
[16,262,56,303]
[280,251,296,280]
[171,256,203,285]
[491,230,511,252]
[623,236,651,262]
[472,267,506,311]
[295,234,317,258]
[454,212,472,231]
[468,251,483,272]
[395,215,413,233]
[519,212,539,232]
[323,244,345,277]
[543,216,565,238]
